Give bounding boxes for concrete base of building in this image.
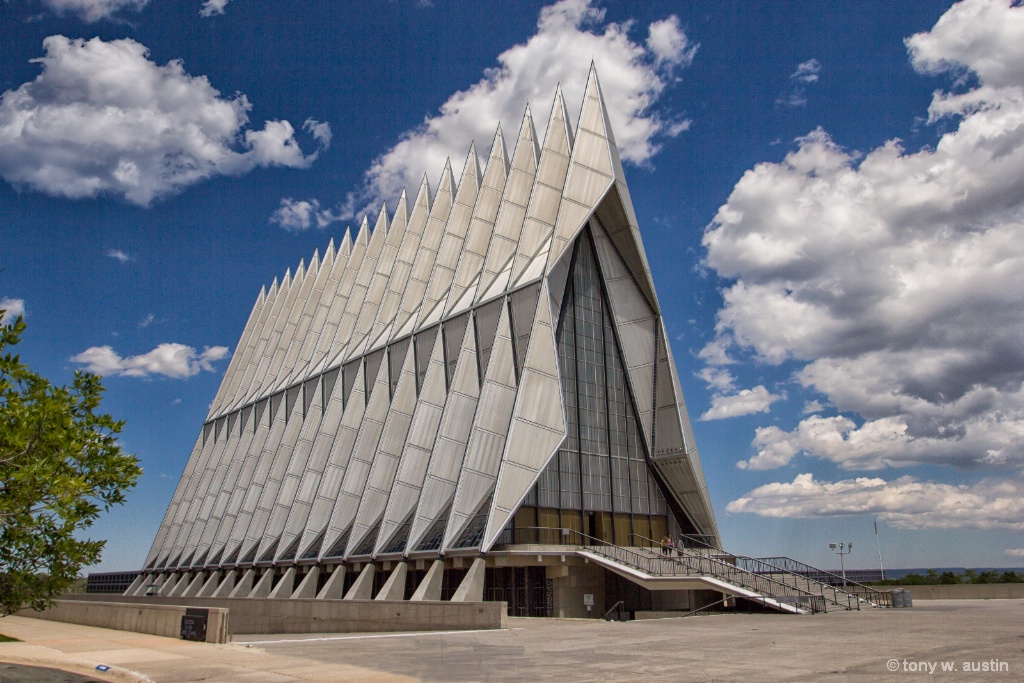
[248,570,274,598]
[53,594,507,636]
[169,572,193,597]
[123,574,145,596]
[196,570,222,597]
[451,558,485,602]
[159,573,182,596]
[411,560,444,601]
[211,569,237,597]
[316,566,346,599]
[128,550,730,620]
[16,600,230,643]
[291,567,319,599]
[227,569,254,598]
[180,571,206,597]
[344,564,375,600]
[135,573,165,596]
[268,567,296,599]
[375,563,407,601]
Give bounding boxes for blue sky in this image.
[3,0,1023,574]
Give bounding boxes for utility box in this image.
[180,608,209,641]
[889,590,913,608]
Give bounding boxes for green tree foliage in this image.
[0,312,141,616]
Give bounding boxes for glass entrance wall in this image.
[484,567,551,617]
[498,228,673,548]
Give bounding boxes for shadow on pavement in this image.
[0,662,104,682]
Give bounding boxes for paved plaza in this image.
[1,600,1021,682]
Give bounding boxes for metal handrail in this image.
[667,532,890,609]
[680,594,731,617]
[744,556,891,606]
[601,600,627,621]
[674,533,720,551]
[629,532,859,612]
[728,554,860,611]
[523,527,828,613]
[678,592,819,617]
[632,533,864,611]
[632,532,874,611]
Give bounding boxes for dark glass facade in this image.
[499,230,672,547]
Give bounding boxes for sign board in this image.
[180,608,209,642]
[583,593,594,606]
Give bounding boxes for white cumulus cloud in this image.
[726,473,1024,532]
[303,118,332,149]
[646,15,698,68]
[696,366,735,392]
[71,343,230,379]
[0,36,327,206]
[776,58,821,107]
[791,58,821,83]
[199,0,229,17]
[1005,548,1024,558]
[269,197,344,232]
[331,0,697,220]
[41,0,149,22]
[703,0,1024,472]
[802,400,826,414]
[0,297,26,323]
[700,385,783,422]
[106,249,132,263]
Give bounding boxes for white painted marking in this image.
[240,627,523,646]
[114,665,157,683]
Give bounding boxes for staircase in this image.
[668,533,894,609]
[735,555,892,608]
[545,529,894,614]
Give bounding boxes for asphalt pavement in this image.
[1,599,1021,682]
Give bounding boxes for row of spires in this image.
[204,62,642,427]
[145,65,720,573]
[258,85,574,303]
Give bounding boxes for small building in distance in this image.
[86,570,142,594]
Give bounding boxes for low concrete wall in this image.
[883,584,1024,600]
[18,600,229,643]
[634,610,687,620]
[58,593,507,635]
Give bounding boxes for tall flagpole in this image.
[874,517,885,581]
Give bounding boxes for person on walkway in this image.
[667,536,675,557]
[660,536,670,556]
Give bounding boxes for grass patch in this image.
[0,633,20,642]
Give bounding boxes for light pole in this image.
[874,518,885,581]
[829,542,853,587]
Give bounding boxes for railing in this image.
[496,525,662,548]
[679,592,824,618]
[718,552,861,612]
[522,527,824,613]
[659,532,890,610]
[742,556,893,608]
[602,600,628,621]
[628,534,845,613]
[506,526,892,612]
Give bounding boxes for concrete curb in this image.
[0,649,151,683]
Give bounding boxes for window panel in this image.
[531,229,674,537]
